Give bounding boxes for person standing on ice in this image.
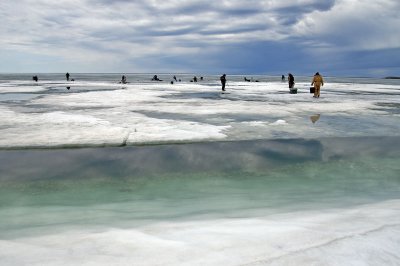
[220,74,226,92]
[311,72,324,98]
[66,72,70,81]
[288,73,295,89]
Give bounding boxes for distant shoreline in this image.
[0,72,399,79]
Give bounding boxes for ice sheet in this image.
[0,200,398,266]
[1,79,399,148]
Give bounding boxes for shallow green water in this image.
[0,137,399,240]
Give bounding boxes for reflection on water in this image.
[0,137,399,265]
[0,137,399,221]
[0,93,39,102]
[310,114,321,123]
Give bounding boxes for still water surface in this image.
[0,137,399,265]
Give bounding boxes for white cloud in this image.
[0,0,399,74]
[293,0,400,51]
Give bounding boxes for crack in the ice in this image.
[242,223,400,266]
[121,131,130,146]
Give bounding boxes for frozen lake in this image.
[1,74,399,148]
[0,74,400,265]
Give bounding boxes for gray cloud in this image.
[0,0,399,75]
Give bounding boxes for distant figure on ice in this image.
[281,75,285,81]
[220,74,226,92]
[244,77,250,82]
[193,76,197,82]
[311,72,324,98]
[32,76,38,82]
[173,75,177,82]
[121,75,127,84]
[66,72,70,81]
[152,75,161,81]
[288,73,295,89]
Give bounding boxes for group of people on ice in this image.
[220,72,324,97]
[34,71,324,98]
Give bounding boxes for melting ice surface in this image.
[0,74,400,147]
[0,74,400,265]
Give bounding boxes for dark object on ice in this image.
[32,76,38,82]
[173,75,177,81]
[288,73,295,88]
[193,76,197,82]
[385,76,400,79]
[66,86,70,90]
[244,77,251,82]
[66,72,70,81]
[152,75,162,81]
[289,88,298,94]
[200,77,203,81]
[220,74,226,91]
[310,87,315,93]
[121,75,127,84]
[170,81,174,84]
[282,75,285,81]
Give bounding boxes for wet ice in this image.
[0,75,399,148]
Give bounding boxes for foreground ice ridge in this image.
[1,79,400,148]
[0,200,399,266]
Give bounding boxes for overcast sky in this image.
[1,0,399,76]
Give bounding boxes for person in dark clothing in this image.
[66,72,70,81]
[32,76,38,82]
[288,73,295,89]
[220,74,226,91]
[193,76,197,82]
[152,75,161,81]
[173,75,177,82]
[121,75,127,84]
[281,75,285,81]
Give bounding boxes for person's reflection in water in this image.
[310,114,321,124]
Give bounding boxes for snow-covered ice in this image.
[1,76,399,148]
[0,200,399,266]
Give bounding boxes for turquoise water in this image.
[0,138,399,265]
[1,137,399,239]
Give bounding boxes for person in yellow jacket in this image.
[311,72,324,98]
